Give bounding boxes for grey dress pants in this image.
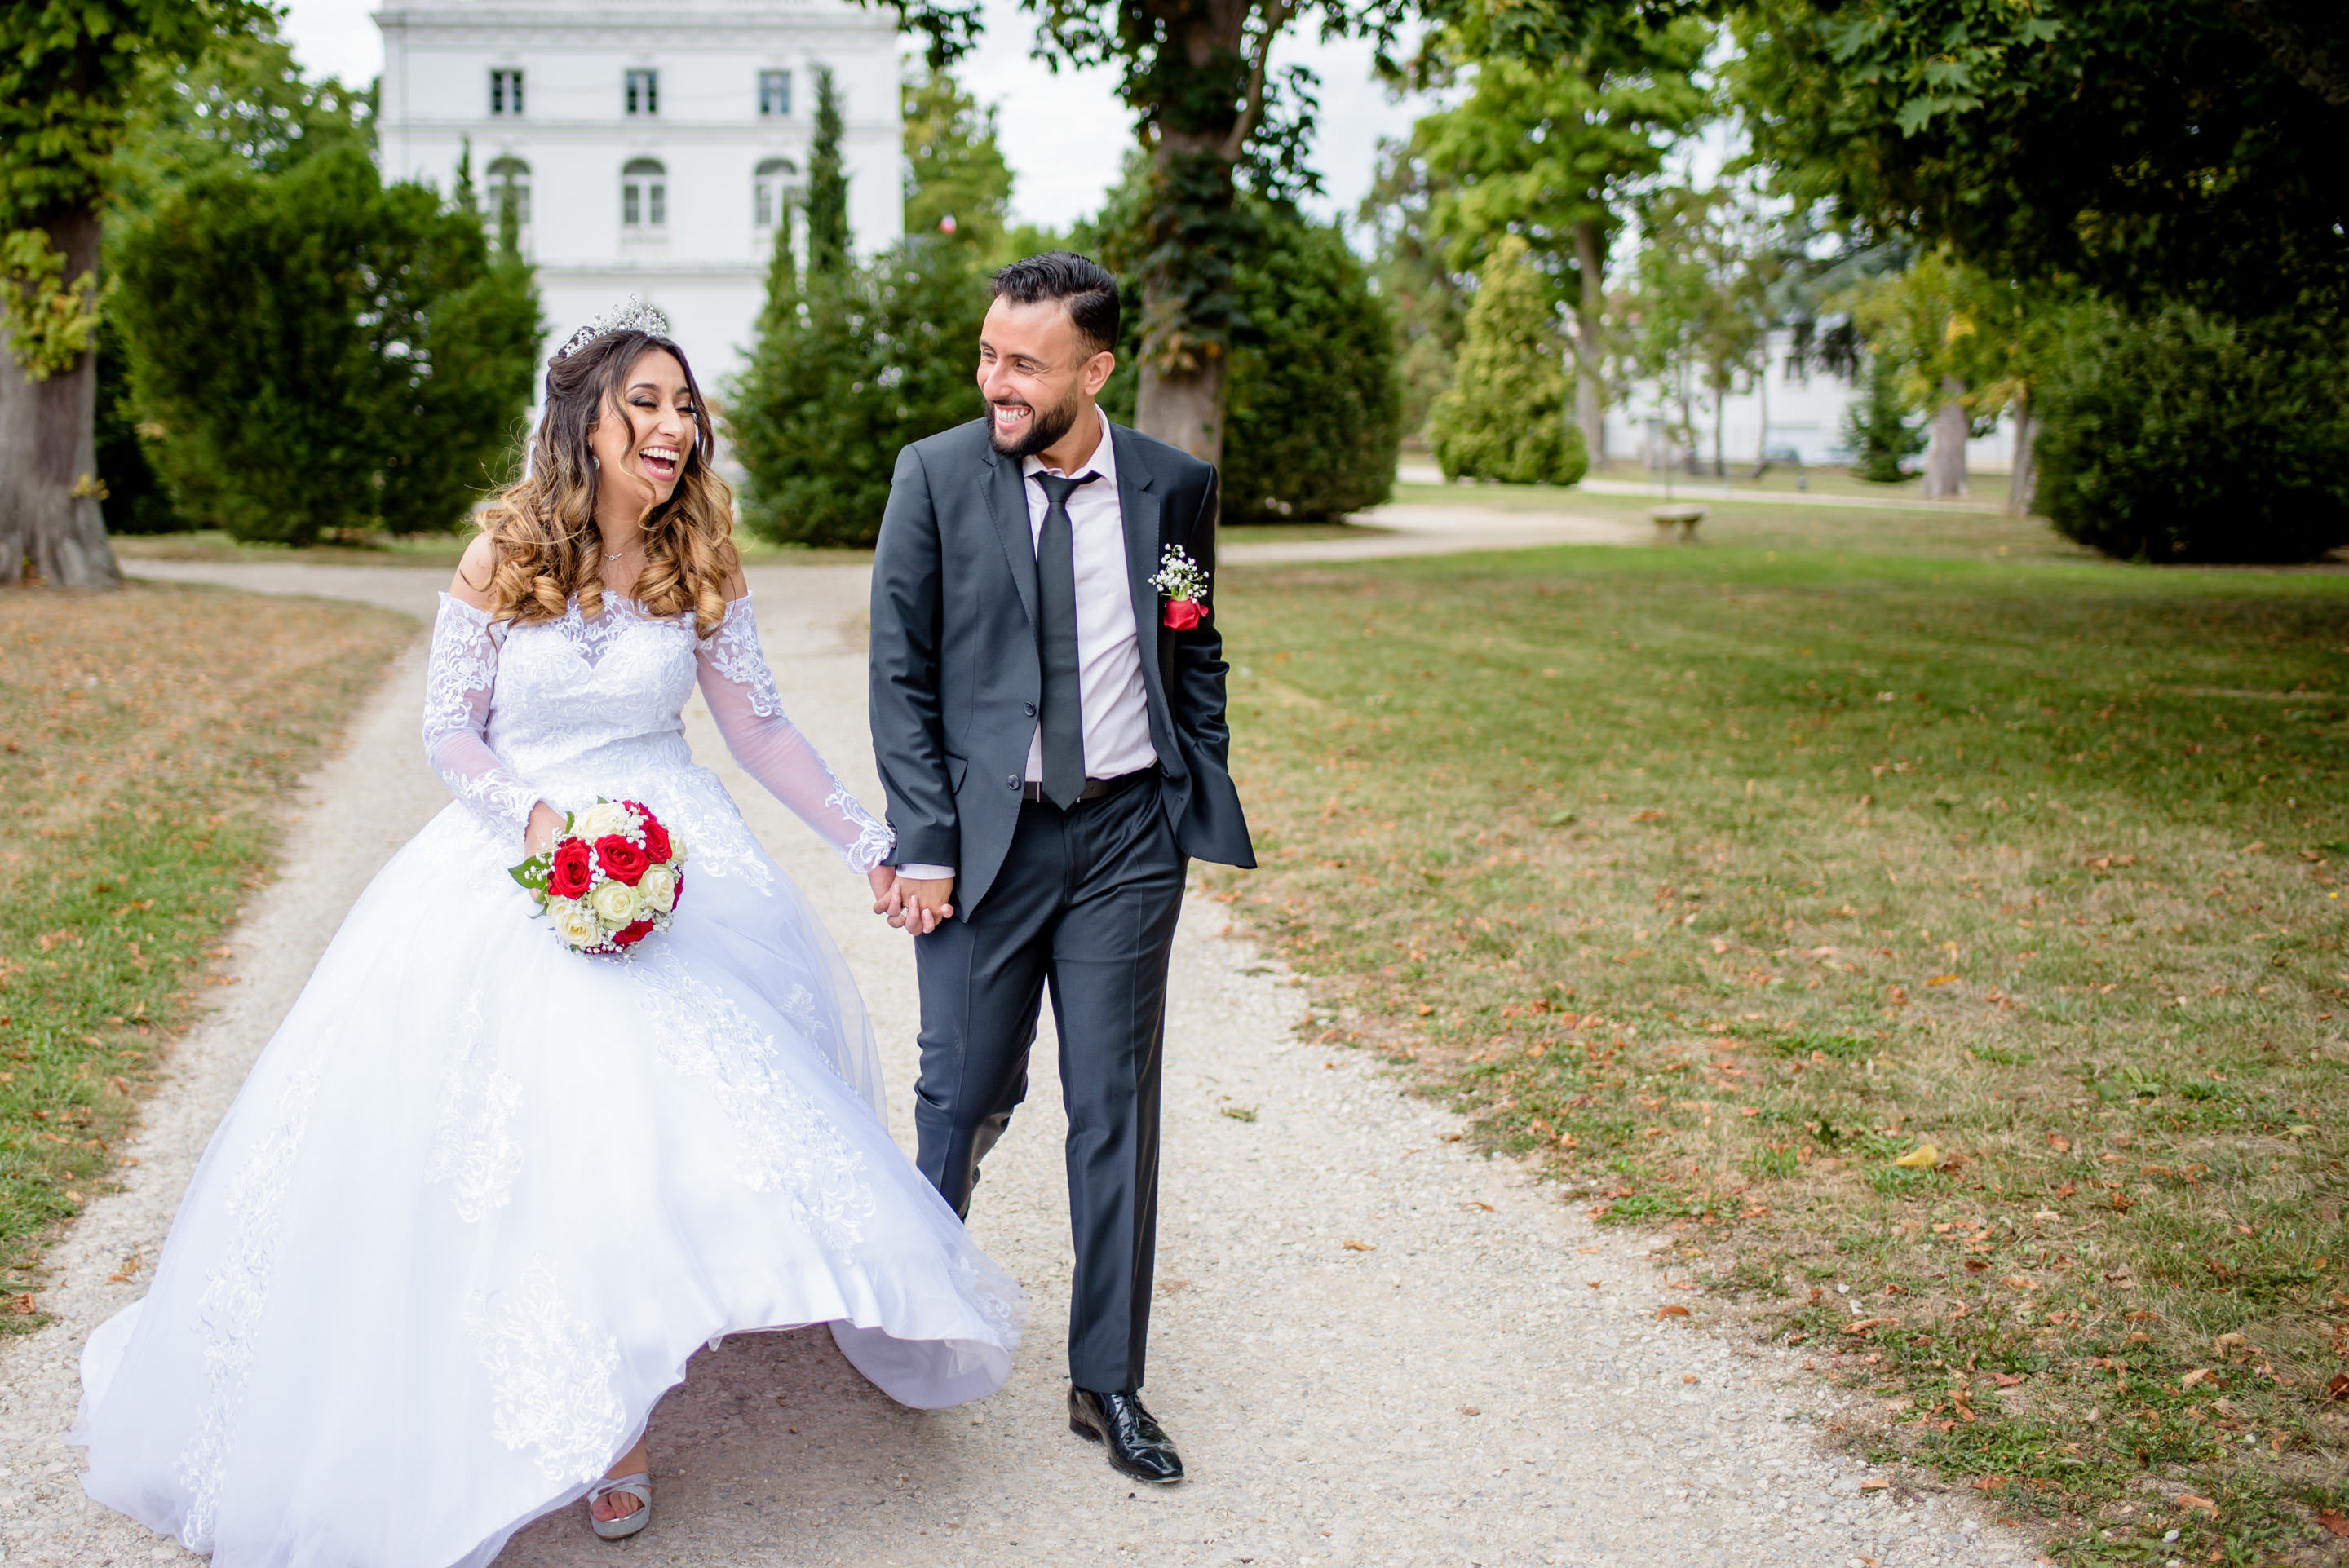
[909,774,1186,1394]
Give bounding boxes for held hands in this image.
[869,868,954,935]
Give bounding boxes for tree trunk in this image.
[1711,378,1725,480]
[1919,377,1969,499]
[1136,347,1228,467]
[0,207,120,589]
[1751,344,1771,478]
[2005,395,2037,515]
[1572,219,1606,465]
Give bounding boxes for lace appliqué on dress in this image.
[700,598,896,874]
[175,1067,323,1548]
[635,950,876,1249]
[424,597,540,837]
[463,1261,628,1486]
[425,994,523,1223]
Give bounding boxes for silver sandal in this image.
[586,1472,652,1541]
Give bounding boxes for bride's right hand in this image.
[524,802,563,857]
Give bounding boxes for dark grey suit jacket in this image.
[869,415,1255,914]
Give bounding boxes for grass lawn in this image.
[1210,541,2349,1562]
[0,583,415,1325]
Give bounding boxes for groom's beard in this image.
[985,386,1083,461]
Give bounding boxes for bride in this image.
[68,304,1024,1567]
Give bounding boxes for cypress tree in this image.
[1427,235,1587,485]
[804,68,850,277]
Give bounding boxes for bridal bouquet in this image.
[509,799,687,956]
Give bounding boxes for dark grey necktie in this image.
[1032,469,1099,810]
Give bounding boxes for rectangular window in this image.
[648,182,666,227]
[758,69,791,117]
[623,183,641,227]
[489,68,523,115]
[625,68,658,116]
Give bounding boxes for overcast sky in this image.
[280,0,1436,236]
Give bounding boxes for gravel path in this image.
[2,559,2044,1568]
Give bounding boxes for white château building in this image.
[373,0,904,387]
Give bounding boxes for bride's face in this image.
[591,349,696,509]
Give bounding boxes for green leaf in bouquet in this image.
[509,855,551,893]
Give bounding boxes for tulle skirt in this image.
[68,768,1024,1568]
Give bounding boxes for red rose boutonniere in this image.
[1152,545,1210,631]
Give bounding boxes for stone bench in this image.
[1648,503,1706,544]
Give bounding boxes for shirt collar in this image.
[1022,405,1116,487]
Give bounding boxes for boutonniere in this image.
[1151,545,1210,631]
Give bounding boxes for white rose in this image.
[549,898,603,949]
[639,863,676,913]
[574,801,630,841]
[591,879,639,928]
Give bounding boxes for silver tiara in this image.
[555,295,671,360]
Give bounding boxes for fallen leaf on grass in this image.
[2180,1367,2221,1389]
[2323,1372,2348,1402]
[2316,1509,2349,1539]
[1894,1143,1940,1168]
[1842,1318,1898,1335]
[7,1293,34,1314]
[1656,1304,1690,1319]
[2177,1494,2218,1516]
[1991,1372,2024,1388]
[2046,1133,2070,1153]
[1340,1239,1376,1252]
[1926,974,1959,987]
[1973,1476,2008,1492]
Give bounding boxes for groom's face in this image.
[977,297,1115,460]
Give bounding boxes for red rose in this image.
[1161,598,1205,631]
[613,918,654,947]
[638,813,673,864]
[547,837,595,899]
[595,834,650,886]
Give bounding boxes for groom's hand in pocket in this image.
[891,877,955,935]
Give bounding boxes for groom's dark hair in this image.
[992,251,1120,358]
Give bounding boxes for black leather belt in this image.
[1021,767,1154,806]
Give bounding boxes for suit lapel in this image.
[1109,422,1171,722]
[981,444,1038,629]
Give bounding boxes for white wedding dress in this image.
[69,592,1024,1568]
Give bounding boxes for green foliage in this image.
[805,68,850,278]
[0,0,268,230]
[1625,185,1773,470]
[1841,353,1924,484]
[0,228,100,380]
[108,28,372,214]
[903,67,1015,262]
[727,239,991,548]
[112,144,541,543]
[2033,306,2349,564]
[1427,235,1586,485]
[1220,212,1402,519]
[1733,0,2349,313]
[91,316,179,534]
[1357,142,1466,439]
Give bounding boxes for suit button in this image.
[1024,701,1037,717]
[1006,775,1019,789]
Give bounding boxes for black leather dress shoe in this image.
[1067,1386,1185,1483]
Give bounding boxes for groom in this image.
[868,251,1254,1483]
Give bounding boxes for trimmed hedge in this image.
[2035,307,2349,563]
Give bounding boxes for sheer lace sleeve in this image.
[697,596,895,874]
[422,594,543,845]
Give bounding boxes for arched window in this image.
[753,157,798,231]
[622,157,666,229]
[486,156,531,231]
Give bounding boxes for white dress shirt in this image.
[897,408,1157,883]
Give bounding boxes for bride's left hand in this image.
[868,865,899,917]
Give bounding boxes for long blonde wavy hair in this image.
[473,328,741,635]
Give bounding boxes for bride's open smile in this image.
[591,355,696,503]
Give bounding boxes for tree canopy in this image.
[1732,0,2349,312]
